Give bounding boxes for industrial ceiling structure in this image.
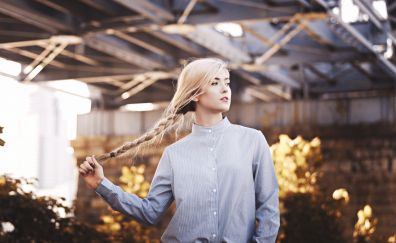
[0,0,396,109]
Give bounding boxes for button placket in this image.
[209,132,217,193]
[207,130,218,240]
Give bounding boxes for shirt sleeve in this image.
[252,130,280,243]
[94,147,174,226]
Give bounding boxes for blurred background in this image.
[0,0,395,242]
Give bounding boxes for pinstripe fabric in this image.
[95,116,280,243]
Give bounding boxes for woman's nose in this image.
[220,82,228,91]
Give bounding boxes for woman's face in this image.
[194,68,231,113]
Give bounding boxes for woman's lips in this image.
[220,97,229,102]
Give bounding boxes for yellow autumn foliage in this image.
[353,204,378,242]
[270,134,322,199]
[96,162,161,242]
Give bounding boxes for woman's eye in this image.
[211,81,230,86]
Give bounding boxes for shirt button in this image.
[209,148,213,151]
[213,189,217,192]
[212,167,216,171]
[212,234,216,238]
[208,130,212,133]
[214,211,217,215]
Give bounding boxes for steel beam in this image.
[255,21,306,64]
[235,70,292,100]
[23,42,69,82]
[350,61,375,82]
[0,0,75,33]
[314,0,396,81]
[253,13,328,65]
[177,0,199,24]
[84,34,166,69]
[23,42,57,75]
[181,22,300,88]
[234,70,261,85]
[354,0,396,47]
[0,39,51,49]
[183,25,252,64]
[148,31,204,56]
[4,48,66,69]
[306,64,336,84]
[110,30,168,56]
[259,66,301,89]
[88,0,298,34]
[353,0,382,28]
[117,71,177,93]
[0,30,50,39]
[55,49,99,66]
[79,0,130,16]
[181,0,300,25]
[113,0,174,23]
[115,72,175,103]
[266,50,365,66]
[295,0,312,8]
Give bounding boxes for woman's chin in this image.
[219,105,230,112]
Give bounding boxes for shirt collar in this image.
[191,115,231,136]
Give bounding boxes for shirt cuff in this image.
[252,234,278,243]
[94,177,113,197]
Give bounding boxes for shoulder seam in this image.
[253,129,261,165]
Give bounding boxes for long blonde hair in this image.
[94,57,228,164]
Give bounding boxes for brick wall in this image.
[263,123,396,240]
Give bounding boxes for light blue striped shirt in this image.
[95,116,280,243]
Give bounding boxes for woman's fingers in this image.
[82,162,93,171]
[79,156,101,177]
[79,161,94,174]
[79,167,93,176]
[79,167,88,176]
[84,157,95,170]
[79,166,88,175]
[88,157,96,168]
[91,156,99,166]
[80,169,87,176]
[86,156,93,164]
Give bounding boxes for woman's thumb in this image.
[91,155,100,167]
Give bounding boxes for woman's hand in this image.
[79,156,104,190]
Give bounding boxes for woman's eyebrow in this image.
[214,77,230,80]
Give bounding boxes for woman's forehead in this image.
[214,68,230,78]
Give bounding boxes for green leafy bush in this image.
[0,175,111,242]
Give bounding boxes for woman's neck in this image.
[193,112,224,127]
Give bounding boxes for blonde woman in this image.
[78,58,280,243]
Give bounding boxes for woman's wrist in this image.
[93,177,104,190]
